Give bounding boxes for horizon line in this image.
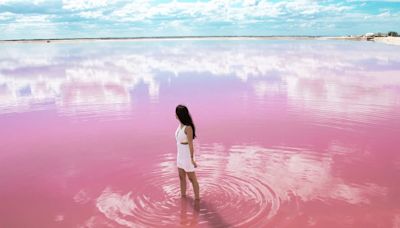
[0,35,349,42]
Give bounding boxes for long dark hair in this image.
[176,104,196,139]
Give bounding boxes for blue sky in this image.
[0,0,399,39]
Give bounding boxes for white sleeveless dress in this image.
[175,125,196,172]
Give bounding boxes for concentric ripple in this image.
[96,147,282,227]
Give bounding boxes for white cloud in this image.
[105,0,352,24]
[0,0,47,5]
[62,0,116,11]
[1,0,398,38]
[0,0,14,4]
[377,11,391,17]
[0,12,16,21]
[111,0,152,22]
[15,14,52,23]
[351,0,400,2]
[1,14,58,39]
[79,10,103,19]
[32,0,47,5]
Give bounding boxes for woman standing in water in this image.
[175,104,200,200]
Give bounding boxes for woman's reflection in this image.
[180,197,200,226]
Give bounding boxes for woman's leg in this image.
[178,168,187,197]
[187,172,200,200]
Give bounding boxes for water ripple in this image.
[93,143,394,227]
[95,148,281,227]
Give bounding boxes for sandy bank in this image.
[373,37,400,46]
[317,36,366,41]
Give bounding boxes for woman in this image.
[175,104,200,200]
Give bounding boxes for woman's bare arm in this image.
[186,126,195,159]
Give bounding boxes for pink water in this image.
[0,40,400,228]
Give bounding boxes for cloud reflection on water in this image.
[85,141,390,227]
[0,41,399,120]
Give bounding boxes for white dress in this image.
[176,125,196,172]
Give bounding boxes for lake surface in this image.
[0,39,399,228]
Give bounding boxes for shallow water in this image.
[0,40,400,228]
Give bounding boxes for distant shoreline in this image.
[0,36,330,42]
[0,36,399,45]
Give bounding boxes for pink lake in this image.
[0,40,400,228]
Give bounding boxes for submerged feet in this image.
[181,193,199,200]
